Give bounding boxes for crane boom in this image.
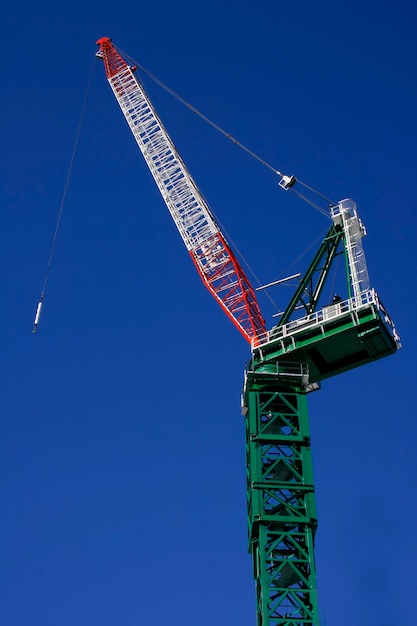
[96,37,266,344]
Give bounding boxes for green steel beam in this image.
[272,224,344,332]
[243,367,320,625]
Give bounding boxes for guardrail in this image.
[254,289,400,350]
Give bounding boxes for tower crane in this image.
[96,37,400,626]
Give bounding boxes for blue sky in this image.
[1,1,416,625]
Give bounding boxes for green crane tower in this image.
[242,199,400,623]
[96,39,401,626]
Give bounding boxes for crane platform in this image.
[253,289,400,385]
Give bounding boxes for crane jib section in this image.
[97,38,266,343]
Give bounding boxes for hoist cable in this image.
[277,227,330,279]
[212,214,279,311]
[116,47,282,178]
[117,45,337,214]
[290,188,331,218]
[295,179,335,206]
[32,57,95,333]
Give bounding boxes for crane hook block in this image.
[32,300,43,334]
[279,175,296,190]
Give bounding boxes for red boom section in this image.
[190,232,266,344]
[96,37,127,78]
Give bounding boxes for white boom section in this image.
[331,198,370,298]
[108,65,219,255]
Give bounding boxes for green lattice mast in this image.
[97,39,401,626]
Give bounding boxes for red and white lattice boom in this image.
[96,37,266,344]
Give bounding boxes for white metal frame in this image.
[108,67,219,255]
[331,199,370,299]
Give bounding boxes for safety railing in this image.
[254,289,400,350]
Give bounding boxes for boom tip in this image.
[96,36,112,46]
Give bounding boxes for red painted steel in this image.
[190,232,266,344]
[96,38,127,78]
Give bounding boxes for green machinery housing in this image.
[242,198,400,625]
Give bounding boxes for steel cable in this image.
[33,57,95,333]
[117,45,336,214]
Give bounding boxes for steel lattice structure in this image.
[96,37,400,626]
[243,372,319,624]
[96,37,265,344]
